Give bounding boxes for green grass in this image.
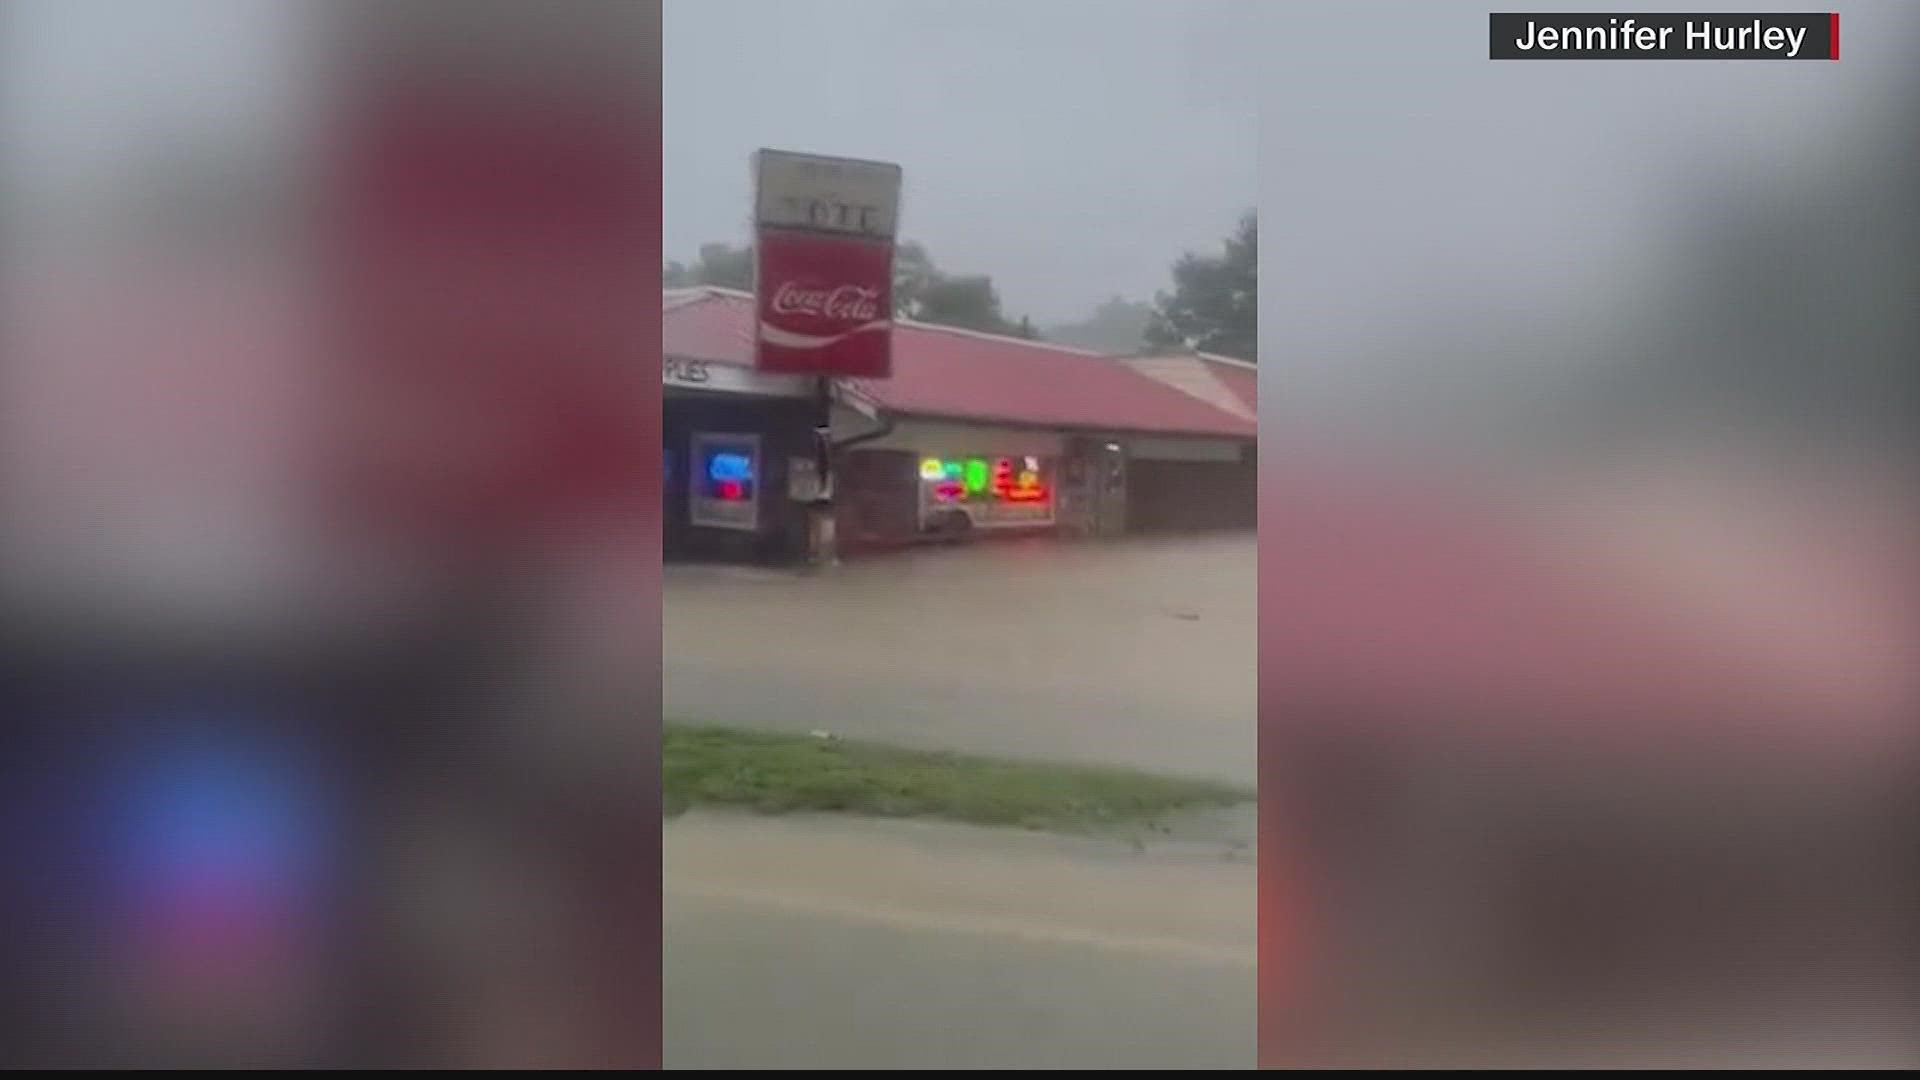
[663,724,1252,834]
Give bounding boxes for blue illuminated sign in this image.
[706,452,754,484]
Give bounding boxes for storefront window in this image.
[690,432,760,530]
[918,454,1054,527]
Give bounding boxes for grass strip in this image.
[665,724,1251,834]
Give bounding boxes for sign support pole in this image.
[807,375,837,568]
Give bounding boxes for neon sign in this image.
[691,433,760,530]
[708,452,753,482]
[990,457,1047,502]
[707,451,755,501]
[919,455,1053,522]
[964,458,988,494]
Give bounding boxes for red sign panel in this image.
[753,228,893,378]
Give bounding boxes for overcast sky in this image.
[13,0,1909,365]
[663,0,1260,326]
[1258,0,1917,426]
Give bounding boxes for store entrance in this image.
[662,390,814,564]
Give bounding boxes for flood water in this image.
[664,533,1257,783]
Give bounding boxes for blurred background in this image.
[2,0,662,1066]
[1257,0,1916,1067]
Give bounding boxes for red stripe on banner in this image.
[1830,12,1840,60]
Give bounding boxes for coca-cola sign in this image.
[754,227,894,378]
[753,149,900,379]
[769,283,883,322]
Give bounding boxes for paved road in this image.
[663,812,1255,1070]
[664,534,1256,783]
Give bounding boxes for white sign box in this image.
[754,149,902,239]
[663,356,811,398]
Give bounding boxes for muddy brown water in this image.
[664,534,1257,785]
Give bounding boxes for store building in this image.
[1118,351,1259,534]
[659,287,1258,562]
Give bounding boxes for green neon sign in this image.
[964,458,989,494]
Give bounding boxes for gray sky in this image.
[1258,0,1916,425]
[663,0,1259,326]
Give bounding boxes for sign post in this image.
[751,149,902,566]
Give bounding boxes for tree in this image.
[910,273,1036,337]
[886,241,1039,337]
[892,240,938,317]
[1145,211,1256,361]
[662,242,753,290]
[1046,295,1156,353]
[688,241,753,290]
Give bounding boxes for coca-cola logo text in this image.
[768,282,883,322]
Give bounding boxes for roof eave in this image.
[843,403,1255,442]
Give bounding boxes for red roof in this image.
[662,287,756,364]
[1200,354,1258,415]
[661,288,1255,438]
[1123,351,1258,421]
